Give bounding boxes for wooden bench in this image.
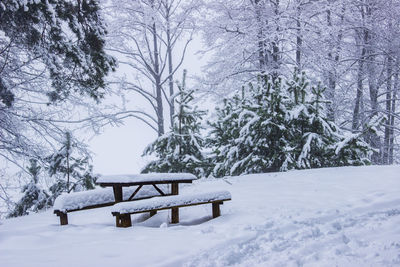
[111,191,232,227]
[53,185,168,225]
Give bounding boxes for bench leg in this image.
[171,207,179,223]
[116,214,132,228]
[212,202,222,218]
[149,210,157,217]
[58,212,68,225]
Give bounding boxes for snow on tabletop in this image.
[53,185,168,212]
[112,190,231,214]
[96,172,197,184]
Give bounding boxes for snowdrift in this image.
[1,165,400,266]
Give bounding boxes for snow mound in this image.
[1,165,400,267]
[112,190,231,213]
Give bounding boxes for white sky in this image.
[89,35,210,175]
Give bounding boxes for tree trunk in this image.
[352,34,366,132]
[66,151,70,193]
[253,0,267,72]
[389,63,398,164]
[166,8,175,126]
[271,0,280,80]
[152,21,164,136]
[325,8,336,122]
[295,1,302,72]
[363,5,381,164]
[383,55,393,164]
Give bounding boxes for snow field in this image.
[0,165,400,267]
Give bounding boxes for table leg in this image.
[171,183,179,195]
[113,185,123,202]
[171,183,179,223]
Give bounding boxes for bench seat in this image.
[53,185,168,225]
[111,190,232,227]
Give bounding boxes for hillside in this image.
[1,165,400,266]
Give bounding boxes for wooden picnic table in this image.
[96,173,197,201]
[96,173,197,223]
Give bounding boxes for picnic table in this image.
[96,173,197,202]
[96,173,198,223]
[54,173,197,225]
[54,173,231,227]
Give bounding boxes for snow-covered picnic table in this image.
[53,173,198,225]
[96,173,198,203]
[96,173,198,224]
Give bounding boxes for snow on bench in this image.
[111,190,232,227]
[53,185,167,225]
[96,172,197,184]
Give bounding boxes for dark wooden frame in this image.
[54,178,195,226]
[112,198,231,228]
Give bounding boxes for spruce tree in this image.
[47,132,97,198]
[286,72,371,169]
[207,91,246,177]
[142,71,206,177]
[208,75,293,177]
[0,0,116,104]
[8,159,51,218]
[208,72,372,177]
[286,73,334,169]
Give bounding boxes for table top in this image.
[96,173,197,186]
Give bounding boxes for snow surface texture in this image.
[112,191,231,213]
[97,172,197,183]
[1,165,400,267]
[53,185,168,212]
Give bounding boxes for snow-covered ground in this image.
[1,165,400,267]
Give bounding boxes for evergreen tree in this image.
[206,90,246,177]
[47,132,97,198]
[286,73,336,169]
[208,72,372,177]
[286,72,371,169]
[0,0,116,104]
[142,71,206,177]
[208,75,291,177]
[8,159,51,218]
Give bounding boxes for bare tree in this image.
[104,0,197,136]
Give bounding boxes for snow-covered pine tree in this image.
[47,132,96,198]
[207,90,245,177]
[286,73,335,169]
[0,0,116,104]
[208,75,291,177]
[208,72,372,177]
[229,76,291,175]
[286,72,371,169]
[7,159,51,218]
[142,70,206,177]
[329,115,376,167]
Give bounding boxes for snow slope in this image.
[1,165,400,267]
